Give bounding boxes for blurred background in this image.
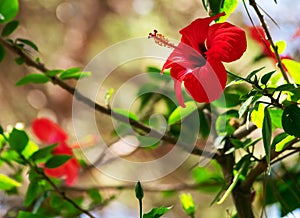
[0,0,300,217]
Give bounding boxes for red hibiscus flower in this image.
[31,118,80,186]
[157,12,247,107]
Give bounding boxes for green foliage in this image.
[31,144,57,163]
[0,0,19,23]
[88,188,103,205]
[9,128,29,153]
[282,104,300,138]
[143,206,172,218]
[16,74,50,86]
[168,101,198,125]
[262,107,272,169]
[135,181,144,200]
[0,173,21,190]
[203,0,238,22]
[113,108,139,122]
[59,67,91,80]
[45,155,71,168]
[1,20,19,37]
[215,110,239,136]
[282,59,300,83]
[17,211,47,218]
[16,38,39,51]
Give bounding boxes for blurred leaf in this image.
[212,92,240,108]
[282,104,300,137]
[9,128,28,153]
[271,40,286,54]
[215,110,239,136]
[88,188,102,205]
[16,74,50,86]
[261,70,276,85]
[0,173,21,190]
[45,69,63,77]
[21,141,39,159]
[137,135,160,149]
[0,45,5,62]
[192,167,211,184]
[135,181,144,200]
[198,110,210,138]
[168,101,197,125]
[282,59,300,83]
[24,179,40,206]
[0,125,3,135]
[112,108,139,122]
[14,56,25,65]
[105,88,114,106]
[31,144,57,163]
[239,96,254,118]
[45,155,71,168]
[16,38,38,51]
[246,67,265,81]
[180,193,195,216]
[218,0,239,22]
[32,191,50,213]
[143,206,172,218]
[274,134,295,152]
[59,67,91,80]
[0,0,19,23]
[1,20,19,37]
[269,109,283,129]
[17,211,46,218]
[262,107,272,168]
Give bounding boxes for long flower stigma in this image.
[148,29,176,49]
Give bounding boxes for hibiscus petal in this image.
[174,79,186,107]
[206,22,247,62]
[179,12,225,52]
[183,60,227,103]
[248,26,272,57]
[32,118,68,144]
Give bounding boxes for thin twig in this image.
[249,0,290,83]
[0,37,213,158]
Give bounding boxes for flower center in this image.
[148,30,176,49]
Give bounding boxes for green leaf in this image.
[0,125,3,135]
[271,40,286,54]
[112,108,139,122]
[212,93,240,108]
[88,188,102,205]
[14,56,25,65]
[180,193,195,216]
[282,59,300,83]
[24,179,40,206]
[31,144,57,162]
[135,181,144,200]
[261,70,276,85]
[198,109,210,138]
[246,67,265,81]
[0,44,5,62]
[137,135,160,149]
[0,0,19,23]
[215,110,239,136]
[168,101,197,125]
[239,96,254,118]
[269,109,283,129]
[1,20,19,37]
[21,141,39,159]
[17,211,47,218]
[45,155,72,168]
[282,104,300,137]
[45,69,63,77]
[143,206,172,218]
[9,128,28,153]
[251,103,264,128]
[59,67,91,80]
[0,173,21,190]
[218,0,239,22]
[274,134,295,152]
[16,74,50,86]
[262,107,272,168]
[16,38,39,51]
[105,88,114,105]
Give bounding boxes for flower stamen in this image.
[148,30,176,49]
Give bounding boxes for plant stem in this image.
[139,198,143,218]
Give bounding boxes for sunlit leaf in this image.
[45,69,63,77]
[16,74,50,86]
[31,144,57,163]
[21,141,39,159]
[143,206,172,218]
[0,0,19,23]
[282,59,300,83]
[270,40,286,54]
[251,103,264,128]
[45,155,71,168]
[59,67,91,80]
[168,101,197,125]
[112,108,139,122]
[180,193,195,216]
[1,20,19,37]
[218,0,239,22]
[282,104,300,138]
[0,173,21,190]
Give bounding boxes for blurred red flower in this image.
[161,12,247,107]
[31,118,80,186]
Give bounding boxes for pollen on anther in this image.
[148,29,175,49]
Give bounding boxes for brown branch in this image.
[0,37,214,158]
[243,138,300,190]
[249,0,290,83]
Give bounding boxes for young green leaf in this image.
[261,70,276,85]
[16,38,39,51]
[282,104,300,138]
[0,0,19,23]
[0,45,5,62]
[17,211,46,218]
[14,56,25,65]
[31,144,57,162]
[1,20,19,37]
[143,206,172,218]
[112,108,139,122]
[218,0,239,22]
[0,173,21,190]
[282,59,300,83]
[45,69,64,77]
[168,101,197,125]
[16,74,50,86]
[21,141,39,160]
[180,193,195,216]
[45,155,72,168]
[59,67,91,80]
[24,179,40,206]
[262,107,272,169]
[9,128,29,153]
[246,67,265,81]
[88,188,103,205]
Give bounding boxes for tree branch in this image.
[249,0,290,83]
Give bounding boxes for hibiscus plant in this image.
[0,0,299,218]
